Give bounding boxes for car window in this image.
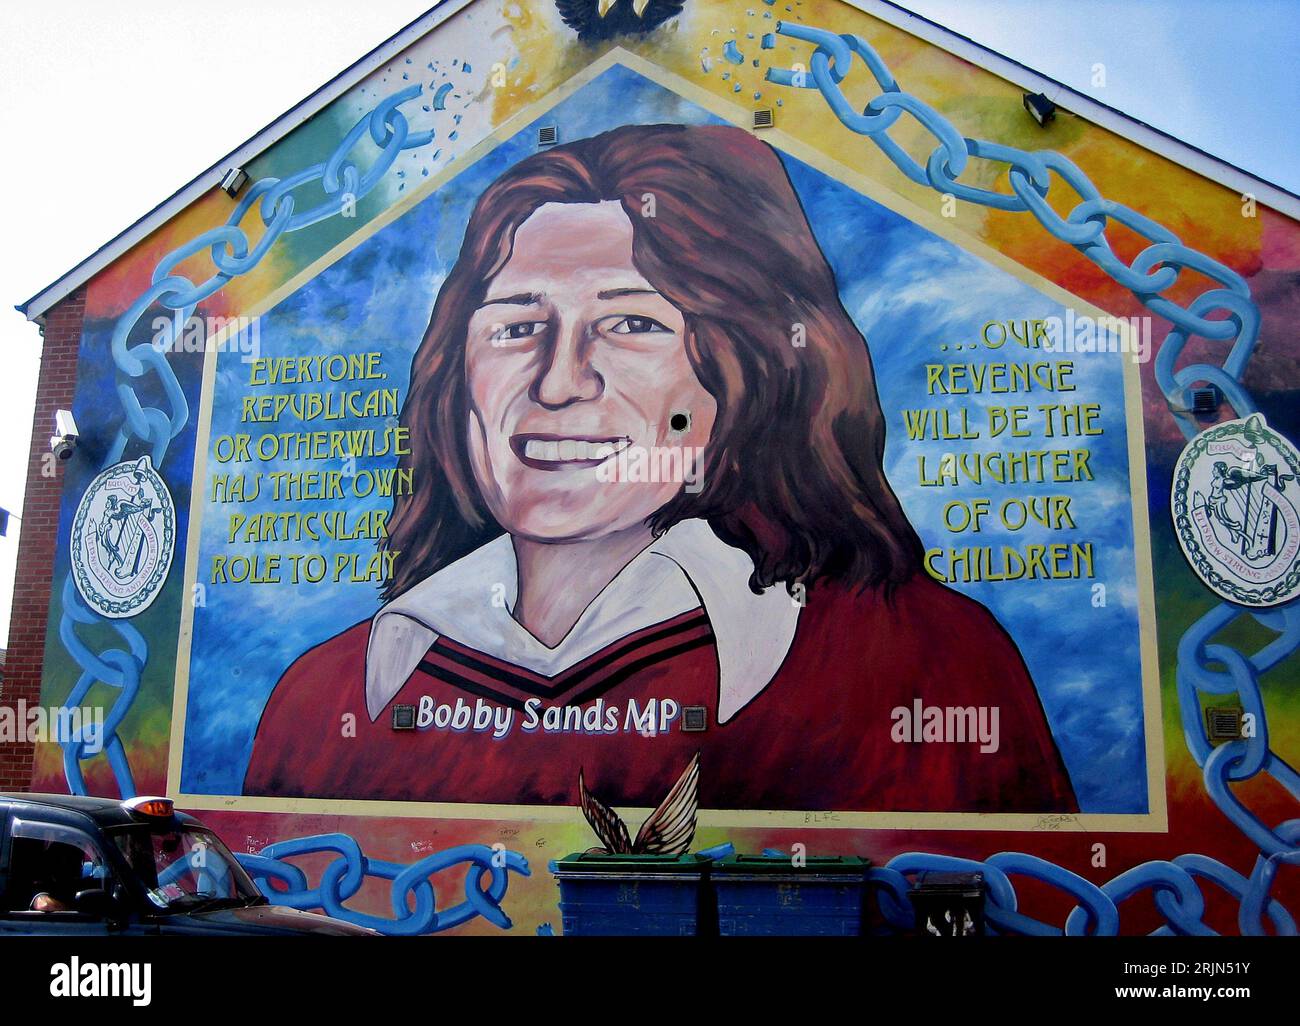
[111,826,260,910]
[4,819,110,914]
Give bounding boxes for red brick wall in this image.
[0,287,86,790]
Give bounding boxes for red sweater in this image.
[244,573,1077,813]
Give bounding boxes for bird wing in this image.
[640,0,686,30]
[632,752,699,855]
[579,768,633,855]
[554,0,595,33]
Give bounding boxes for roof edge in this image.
[17,0,1299,323]
[852,0,1300,217]
[17,0,470,323]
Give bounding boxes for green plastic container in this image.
[712,854,871,936]
[550,853,712,936]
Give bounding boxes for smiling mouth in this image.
[510,433,632,470]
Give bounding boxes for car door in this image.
[0,809,120,936]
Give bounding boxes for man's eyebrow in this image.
[597,287,660,300]
[479,292,543,307]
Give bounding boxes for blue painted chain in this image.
[769,20,1299,935]
[237,835,530,935]
[52,84,529,934]
[58,83,438,793]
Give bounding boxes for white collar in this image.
[364,518,800,724]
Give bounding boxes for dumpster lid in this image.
[713,854,871,874]
[551,852,710,873]
[910,870,986,895]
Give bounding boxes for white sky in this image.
[0,0,1296,640]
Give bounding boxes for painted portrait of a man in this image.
[244,122,1077,814]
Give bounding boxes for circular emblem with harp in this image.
[1172,414,1300,608]
[71,455,176,618]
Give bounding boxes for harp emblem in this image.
[71,456,176,618]
[1174,415,1300,608]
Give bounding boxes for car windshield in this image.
[109,824,263,912]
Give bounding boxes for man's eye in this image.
[608,316,671,335]
[495,322,543,342]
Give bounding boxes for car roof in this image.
[0,792,202,829]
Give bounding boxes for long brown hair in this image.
[381,122,922,599]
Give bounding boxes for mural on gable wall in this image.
[27,0,1298,935]
[219,103,1123,818]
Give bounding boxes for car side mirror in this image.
[74,887,122,919]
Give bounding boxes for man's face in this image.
[464,200,716,542]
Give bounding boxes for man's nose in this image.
[530,322,603,409]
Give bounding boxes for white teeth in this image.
[587,441,622,459]
[523,438,629,462]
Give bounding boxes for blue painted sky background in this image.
[902,0,1300,195]
[182,64,1147,812]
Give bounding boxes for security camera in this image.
[50,409,78,461]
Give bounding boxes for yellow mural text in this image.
[908,317,1114,585]
[206,350,409,586]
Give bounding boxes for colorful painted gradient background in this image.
[32,0,1300,933]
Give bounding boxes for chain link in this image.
[769,20,1298,935]
[236,834,530,935]
[57,84,440,795]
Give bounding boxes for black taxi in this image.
[0,793,376,935]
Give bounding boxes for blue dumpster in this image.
[550,853,711,936]
[712,854,871,936]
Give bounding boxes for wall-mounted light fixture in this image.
[220,167,249,198]
[1022,92,1056,127]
